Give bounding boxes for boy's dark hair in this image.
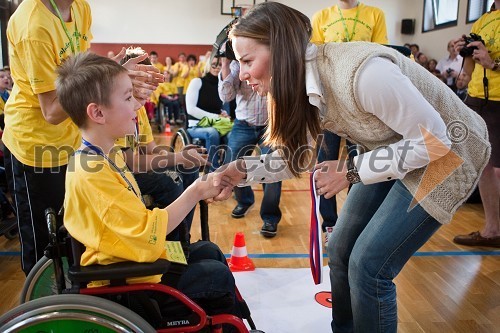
[56,52,127,128]
[187,54,197,63]
[120,47,152,66]
[150,50,158,57]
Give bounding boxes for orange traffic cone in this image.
[164,123,172,136]
[228,232,255,272]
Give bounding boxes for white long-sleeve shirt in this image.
[242,51,450,185]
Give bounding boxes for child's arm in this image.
[164,173,223,234]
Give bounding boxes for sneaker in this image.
[324,226,334,247]
[231,204,253,218]
[260,222,278,238]
[175,119,184,125]
[169,119,175,125]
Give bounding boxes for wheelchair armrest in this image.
[68,259,178,283]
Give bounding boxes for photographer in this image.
[436,39,463,92]
[452,1,500,248]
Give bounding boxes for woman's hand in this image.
[314,160,350,199]
[211,159,247,201]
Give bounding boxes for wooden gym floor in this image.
[0,129,499,332]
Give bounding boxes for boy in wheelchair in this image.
[56,52,241,328]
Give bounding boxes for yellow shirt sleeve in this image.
[310,10,326,45]
[370,9,388,44]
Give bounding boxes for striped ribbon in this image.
[309,170,323,285]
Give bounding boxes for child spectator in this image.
[153,70,182,125]
[57,52,240,321]
[150,51,164,72]
[0,69,11,130]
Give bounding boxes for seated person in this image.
[57,52,240,321]
[156,70,182,125]
[186,57,230,171]
[118,47,201,238]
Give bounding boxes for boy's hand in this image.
[195,173,234,202]
[179,145,209,169]
[211,159,246,201]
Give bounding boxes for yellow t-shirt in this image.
[311,3,388,44]
[151,82,177,105]
[468,10,500,100]
[152,62,164,73]
[171,62,188,89]
[183,66,200,94]
[3,0,93,167]
[115,106,154,148]
[64,150,169,284]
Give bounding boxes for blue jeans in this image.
[328,180,441,332]
[224,119,282,225]
[187,126,228,171]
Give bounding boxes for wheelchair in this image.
[3,208,262,332]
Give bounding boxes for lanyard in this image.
[309,170,323,285]
[337,3,360,42]
[79,138,145,205]
[49,0,80,54]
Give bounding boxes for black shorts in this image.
[465,95,500,167]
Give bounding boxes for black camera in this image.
[459,33,485,57]
[212,18,238,62]
[446,68,453,74]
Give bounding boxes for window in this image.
[466,0,494,23]
[423,0,459,32]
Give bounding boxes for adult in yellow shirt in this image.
[453,2,500,247]
[310,0,388,247]
[4,0,93,276]
[310,0,388,44]
[182,54,200,95]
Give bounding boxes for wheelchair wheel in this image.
[20,256,70,304]
[0,294,155,333]
[171,127,191,153]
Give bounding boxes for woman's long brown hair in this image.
[229,2,322,177]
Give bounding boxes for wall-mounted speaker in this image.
[401,19,415,35]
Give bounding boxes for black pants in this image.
[3,147,66,275]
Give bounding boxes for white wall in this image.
[87,0,474,61]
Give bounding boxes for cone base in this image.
[227,259,255,272]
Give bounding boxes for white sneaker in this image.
[325,227,334,247]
